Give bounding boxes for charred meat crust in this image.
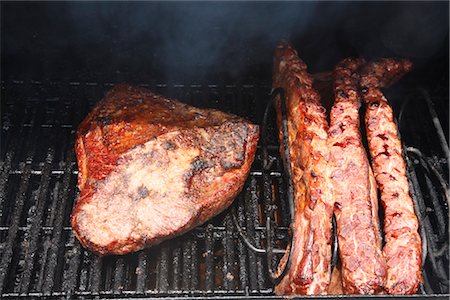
[329,58,387,294]
[71,84,259,256]
[273,40,334,295]
[360,59,422,295]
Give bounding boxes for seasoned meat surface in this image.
[273,41,334,295]
[329,58,386,294]
[361,59,422,295]
[72,84,258,256]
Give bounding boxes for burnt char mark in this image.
[98,115,113,125]
[184,156,211,190]
[206,122,249,170]
[191,156,209,173]
[135,185,149,201]
[162,140,177,150]
[221,160,243,170]
[377,134,388,141]
[329,128,342,137]
[337,89,349,99]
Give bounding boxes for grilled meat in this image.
[369,165,383,248]
[328,58,386,294]
[361,59,422,295]
[71,84,259,256]
[273,41,334,295]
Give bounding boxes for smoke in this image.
[2,2,448,82]
[62,2,320,81]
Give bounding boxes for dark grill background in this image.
[1,1,448,299]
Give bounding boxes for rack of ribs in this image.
[361,59,422,294]
[273,41,334,295]
[328,58,387,294]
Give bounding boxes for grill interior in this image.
[1,2,449,299]
[0,78,448,298]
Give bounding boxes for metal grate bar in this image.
[406,155,448,293]
[262,164,278,281]
[62,234,81,293]
[171,245,182,290]
[408,148,449,241]
[276,163,290,227]
[18,147,54,293]
[18,94,64,294]
[78,252,90,293]
[421,89,450,162]
[423,170,447,238]
[0,114,28,221]
[424,163,448,234]
[190,239,199,290]
[40,89,83,295]
[0,105,44,292]
[41,149,75,294]
[156,246,169,292]
[6,169,283,178]
[204,224,214,292]
[135,250,148,293]
[0,173,30,293]
[88,255,102,294]
[244,177,261,292]
[113,257,125,293]
[236,195,249,293]
[222,215,236,291]
[182,239,193,291]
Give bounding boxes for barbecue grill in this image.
[1,2,448,299]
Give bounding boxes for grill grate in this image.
[0,79,448,298]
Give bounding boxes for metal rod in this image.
[405,149,429,268]
[171,245,182,290]
[113,257,125,293]
[223,215,236,291]
[405,148,449,291]
[156,246,169,292]
[235,193,249,292]
[263,88,295,285]
[231,208,267,254]
[204,223,214,292]
[232,87,295,286]
[419,88,450,163]
[88,255,102,294]
[407,147,450,210]
[190,239,199,291]
[182,238,192,291]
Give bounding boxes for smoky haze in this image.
[1,2,448,83]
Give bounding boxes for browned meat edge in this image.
[360,59,422,295]
[273,41,334,295]
[328,58,387,294]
